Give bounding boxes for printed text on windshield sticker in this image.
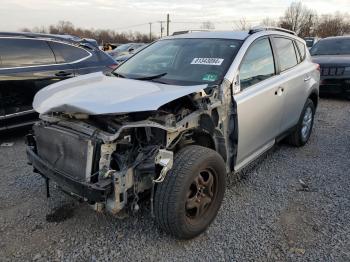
[191,58,224,66]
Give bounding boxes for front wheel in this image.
[287,98,315,147]
[154,145,226,239]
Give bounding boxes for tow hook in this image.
[153,149,173,183]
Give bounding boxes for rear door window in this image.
[240,38,276,89]
[48,41,91,63]
[0,38,55,68]
[295,40,306,62]
[273,37,298,72]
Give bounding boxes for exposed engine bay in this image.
[26,86,236,215]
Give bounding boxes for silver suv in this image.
[26,27,320,239]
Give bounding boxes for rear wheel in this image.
[287,98,315,147]
[154,145,226,239]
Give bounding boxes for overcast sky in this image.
[0,0,349,36]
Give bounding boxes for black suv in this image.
[0,32,117,130]
[311,36,350,99]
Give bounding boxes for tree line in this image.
[21,1,350,44]
[21,21,152,44]
[199,2,349,38]
[261,2,349,38]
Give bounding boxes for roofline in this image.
[320,36,350,40]
[0,32,100,49]
[0,32,82,43]
[161,28,304,42]
[249,26,296,36]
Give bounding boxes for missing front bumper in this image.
[26,146,112,203]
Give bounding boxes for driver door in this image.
[233,37,285,170]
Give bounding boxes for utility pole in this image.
[166,14,170,36]
[158,21,164,37]
[149,22,152,41]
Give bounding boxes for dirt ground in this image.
[0,98,349,261]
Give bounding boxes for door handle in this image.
[274,87,284,96]
[55,71,73,77]
[304,76,311,82]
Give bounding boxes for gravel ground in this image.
[0,98,349,261]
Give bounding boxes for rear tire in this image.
[154,145,226,239]
[287,98,315,147]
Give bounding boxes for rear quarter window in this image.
[48,41,91,63]
[274,37,298,72]
[0,38,55,68]
[295,41,306,62]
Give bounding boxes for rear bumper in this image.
[26,146,112,203]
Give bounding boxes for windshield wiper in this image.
[134,72,167,80]
[112,72,126,78]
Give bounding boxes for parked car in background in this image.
[114,53,132,65]
[114,44,148,65]
[310,36,350,99]
[0,32,117,131]
[304,37,319,49]
[107,43,145,59]
[102,43,118,51]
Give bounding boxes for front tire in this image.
[287,98,315,147]
[154,145,226,239]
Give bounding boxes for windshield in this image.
[114,38,242,86]
[310,38,350,55]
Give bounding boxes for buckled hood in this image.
[33,72,206,115]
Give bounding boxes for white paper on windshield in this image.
[191,58,224,66]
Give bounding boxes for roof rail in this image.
[249,26,296,36]
[172,29,209,36]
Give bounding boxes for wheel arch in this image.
[173,113,228,163]
[308,89,319,109]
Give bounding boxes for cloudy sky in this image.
[0,0,349,36]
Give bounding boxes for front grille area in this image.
[34,125,94,182]
[321,66,345,76]
[320,78,350,95]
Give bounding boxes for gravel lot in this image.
[0,98,349,261]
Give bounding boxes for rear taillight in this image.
[108,64,119,70]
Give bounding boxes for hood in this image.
[33,72,207,115]
[311,55,350,66]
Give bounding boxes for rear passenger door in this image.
[234,37,285,170]
[0,38,75,129]
[271,37,309,132]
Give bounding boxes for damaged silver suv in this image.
[26,27,320,239]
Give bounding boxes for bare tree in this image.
[55,21,75,34]
[261,17,278,27]
[234,18,251,31]
[200,21,215,30]
[21,21,153,44]
[279,1,317,37]
[32,26,48,34]
[316,12,350,37]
